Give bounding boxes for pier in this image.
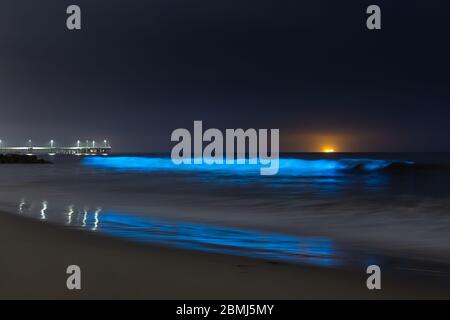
[0,140,111,156]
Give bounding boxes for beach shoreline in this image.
[1,211,449,299]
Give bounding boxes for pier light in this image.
[104,140,108,147]
[92,140,96,148]
[77,140,81,148]
[0,140,2,148]
[28,139,32,147]
[50,139,54,148]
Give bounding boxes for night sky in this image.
[0,0,449,152]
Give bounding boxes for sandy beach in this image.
[0,211,449,300]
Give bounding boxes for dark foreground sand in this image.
[0,212,449,299]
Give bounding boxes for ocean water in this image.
[2,153,450,277]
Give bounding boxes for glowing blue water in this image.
[30,204,339,267]
[83,156,413,176]
[91,212,339,266]
[6,153,450,275]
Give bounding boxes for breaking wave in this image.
[83,156,416,176]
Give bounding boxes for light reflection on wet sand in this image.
[16,199,342,268]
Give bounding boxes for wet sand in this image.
[0,211,449,299]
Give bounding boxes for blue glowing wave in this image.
[78,211,339,267]
[83,156,414,176]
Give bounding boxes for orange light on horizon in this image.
[322,147,335,153]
